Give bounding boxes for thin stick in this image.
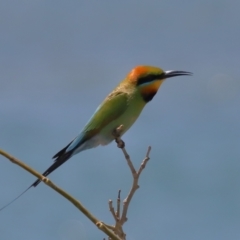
[111,126,152,239]
[120,146,151,225]
[109,200,118,222]
[0,149,121,240]
[116,190,121,219]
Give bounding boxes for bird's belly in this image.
[91,133,113,146]
[72,112,142,154]
[79,101,145,152]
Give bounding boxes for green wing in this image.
[54,91,129,154]
[84,91,129,134]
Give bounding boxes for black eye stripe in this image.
[137,73,164,86]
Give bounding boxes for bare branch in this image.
[1,124,152,240]
[116,190,121,220]
[121,148,136,176]
[110,126,152,239]
[120,146,151,226]
[0,149,121,240]
[137,146,151,176]
[109,199,118,222]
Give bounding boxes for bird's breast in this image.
[99,97,146,141]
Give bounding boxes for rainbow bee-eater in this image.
[0,65,191,211]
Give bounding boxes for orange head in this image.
[126,65,192,102]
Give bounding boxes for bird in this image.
[0,65,192,211]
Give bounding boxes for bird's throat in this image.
[140,80,163,102]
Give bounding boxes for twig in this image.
[120,146,151,225]
[0,149,121,240]
[116,190,121,219]
[110,125,152,239]
[1,124,152,240]
[109,200,118,222]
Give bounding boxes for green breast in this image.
[99,90,146,140]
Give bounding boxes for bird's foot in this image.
[112,125,125,148]
[115,138,125,148]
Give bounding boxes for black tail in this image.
[0,143,73,212]
[32,151,72,187]
[0,185,32,212]
[32,140,74,187]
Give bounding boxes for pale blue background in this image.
[0,1,240,240]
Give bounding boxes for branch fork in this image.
[0,124,152,240]
[109,125,152,239]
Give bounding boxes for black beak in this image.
[164,70,193,79]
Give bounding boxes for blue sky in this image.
[0,1,240,239]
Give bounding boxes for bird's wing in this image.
[65,91,129,152]
[31,91,129,188]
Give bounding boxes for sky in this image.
[0,1,240,240]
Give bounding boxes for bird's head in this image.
[126,65,192,102]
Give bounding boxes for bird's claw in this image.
[115,138,125,148]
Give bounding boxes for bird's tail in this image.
[0,184,32,212]
[0,149,73,212]
[32,150,72,187]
